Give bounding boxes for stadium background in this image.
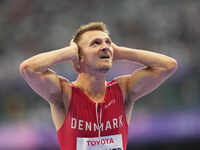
[0,0,200,149]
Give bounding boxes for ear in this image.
[72,54,84,73]
[72,42,85,73]
[72,59,81,73]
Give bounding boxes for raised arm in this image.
[113,43,178,102]
[19,42,78,105]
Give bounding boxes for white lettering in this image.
[99,122,104,131]
[71,117,77,129]
[85,121,92,131]
[119,115,123,127]
[94,122,98,131]
[113,118,118,128]
[70,116,124,131]
[105,120,112,130]
[78,120,84,130]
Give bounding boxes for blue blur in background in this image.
[0,0,200,150]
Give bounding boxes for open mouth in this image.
[99,55,110,59]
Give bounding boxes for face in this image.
[78,30,113,74]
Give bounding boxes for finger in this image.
[70,39,74,45]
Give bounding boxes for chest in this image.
[69,98,123,123]
[67,90,127,134]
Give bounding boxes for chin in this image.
[98,67,110,73]
[87,62,112,73]
[97,64,112,73]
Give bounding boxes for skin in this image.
[19,30,178,131]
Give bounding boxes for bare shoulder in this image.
[114,75,131,102]
[49,76,72,131]
[114,75,135,125]
[57,75,72,107]
[46,74,74,111]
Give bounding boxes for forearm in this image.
[20,46,76,72]
[114,46,177,70]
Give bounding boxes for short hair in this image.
[72,22,109,73]
[72,22,109,44]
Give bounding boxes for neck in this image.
[74,72,107,100]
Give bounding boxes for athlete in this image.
[19,22,178,150]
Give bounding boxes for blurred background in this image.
[0,0,200,150]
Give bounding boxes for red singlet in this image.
[57,80,128,150]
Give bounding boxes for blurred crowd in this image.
[0,0,200,149]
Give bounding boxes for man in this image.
[19,22,178,150]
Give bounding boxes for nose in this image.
[99,46,113,57]
[101,47,109,52]
[101,42,111,51]
[99,40,113,55]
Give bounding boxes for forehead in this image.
[79,30,110,45]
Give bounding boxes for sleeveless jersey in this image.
[57,80,128,150]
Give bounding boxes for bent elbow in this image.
[167,59,178,71]
[19,61,33,76]
[19,62,27,75]
[161,59,178,76]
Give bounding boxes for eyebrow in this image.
[89,37,111,44]
[90,38,101,44]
